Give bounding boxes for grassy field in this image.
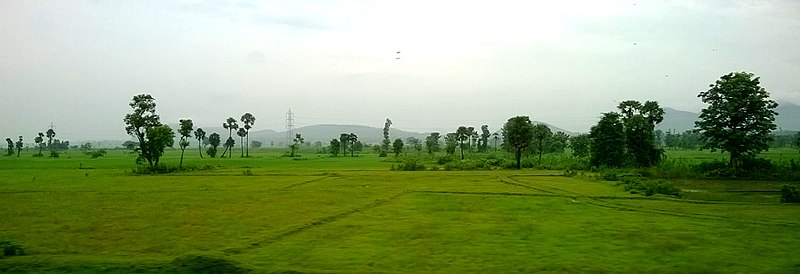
[1,148,799,272]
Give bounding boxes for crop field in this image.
[1,149,799,273]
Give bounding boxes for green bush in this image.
[0,240,24,257]
[780,185,800,203]
[617,177,682,198]
[85,149,107,159]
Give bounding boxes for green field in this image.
[1,149,799,273]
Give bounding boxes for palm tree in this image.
[221,117,238,158]
[194,128,206,158]
[240,113,256,157]
[34,132,44,156]
[237,128,247,157]
[349,133,358,157]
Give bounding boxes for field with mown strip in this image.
[0,149,799,272]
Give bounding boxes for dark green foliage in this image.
[221,117,238,158]
[290,134,304,157]
[455,126,470,159]
[237,128,246,157]
[696,72,778,168]
[394,155,426,171]
[85,149,107,159]
[0,240,24,257]
[207,133,220,158]
[550,131,569,153]
[194,128,206,158]
[392,138,404,156]
[124,94,174,169]
[444,133,458,155]
[425,132,441,154]
[34,132,44,156]
[502,116,535,169]
[531,123,552,164]
[170,253,250,273]
[5,138,12,156]
[618,100,665,167]
[15,136,22,157]
[348,133,358,157]
[479,125,491,152]
[590,112,625,168]
[617,177,682,198]
[250,140,262,148]
[329,139,340,156]
[178,119,193,167]
[569,134,590,158]
[780,185,800,203]
[381,118,392,157]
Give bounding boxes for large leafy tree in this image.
[194,128,206,158]
[444,133,458,155]
[240,113,255,157]
[5,138,13,156]
[290,133,304,157]
[590,112,625,167]
[531,124,552,164]
[178,119,193,167]
[455,126,470,159]
[124,94,175,169]
[696,72,778,168]
[207,133,221,158]
[425,132,441,154]
[221,117,238,158]
[550,131,569,153]
[502,116,534,169]
[617,100,664,167]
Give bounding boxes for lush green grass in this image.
[0,149,799,272]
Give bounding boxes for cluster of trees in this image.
[329,133,361,157]
[4,128,70,158]
[588,100,664,168]
[663,130,704,149]
[123,94,258,170]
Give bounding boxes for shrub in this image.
[600,169,620,181]
[617,177,682,198]
[396,155,426,171]
[0,240,24,257]
[85,149,107,159]
[781,185,800,203]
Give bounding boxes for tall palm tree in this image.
[240,113,256,157]
[221,117,238,158]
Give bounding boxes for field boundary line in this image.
[225,191,408,254]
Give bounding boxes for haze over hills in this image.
[657,101,800,133]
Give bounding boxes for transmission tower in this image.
[285,108,295,146]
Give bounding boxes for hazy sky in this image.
[2,0,799,141]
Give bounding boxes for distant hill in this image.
[658,102,800,133]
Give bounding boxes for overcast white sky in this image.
[2,0,799,141]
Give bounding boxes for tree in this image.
[406,137,422,151]
[381,118,392,157]
[444,133,458,155]
[392,138,404,156]
[221,117,238,158]
[349,133,358,157]
[5,138,13,156]
[144,125,175,167]
[590,112,625,168]
[15,136,23,157]
[329,138,341,156]
[455,126,470,159]
[46,129,56,149]
[492,132,500,152]
[479,125,490,152]
[569,134,590,158]
[251,140,262,148]
[34,132,44,156]
[178,119,193,168]
[695,72,778,168]
[531,124,552,164]
[290,133,304,157]
[124,94,174,170]
[237,128,247,157]
[207,133,221,158]
[466,126,477,150]
[425,132,441,154]
[194,128,206,158]
[502,116,534,169]
[550,131,569,153]
[617,100,664,167]
[241,113,255,157]
[340,133,350,157]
